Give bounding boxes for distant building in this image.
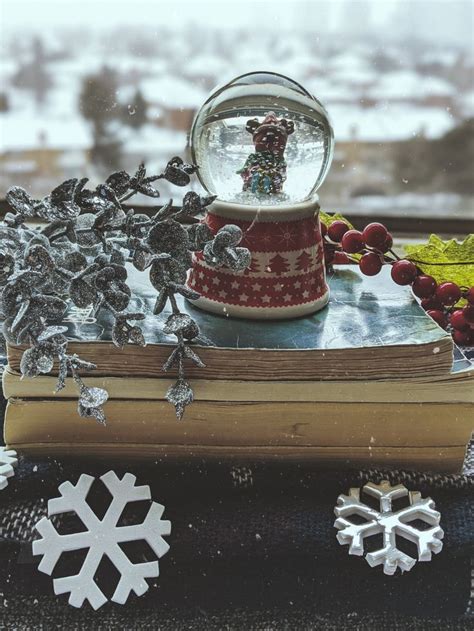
[140,76,206,132]
[0,114,91,196]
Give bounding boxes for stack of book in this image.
[3,266,473,472]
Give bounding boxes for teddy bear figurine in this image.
[237,112,295,195]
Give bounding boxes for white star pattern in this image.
[294,281,302,289]
[231,281,240,289]
[218,290,227,298]
[252,282,262,291]
[212,277,220,285]
[283,293,292,302]
[202,284,209,292]
[198,271,205,279]
[239,293,249,302]
[273,283,284,292]
[262,295,271,303]
[302,290,310,298]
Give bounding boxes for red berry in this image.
[435,282,461,306]
[380,233,393,253]
[390,260,418,285]
[450,309,469,331]
[412,275,437,299]
[465,287,474,304]
[452,329,470,346]
[421,296,443,311]
[333,252,352,264]
[362,222,388,249]
[341,230,365,253]
[427,309,448,329]
[359,252,382,276]
[320,222,327,238]
[327,221,349,242]
[462,303,474,323]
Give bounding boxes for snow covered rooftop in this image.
[331,103,455,142]
[184,55,228,79]
[0,113,92,152]
[118,123,187,155]
[140,76,206,109]
[369,71,455,99]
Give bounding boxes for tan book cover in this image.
[4,398,470,472]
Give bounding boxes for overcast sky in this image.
[1,0,473,46]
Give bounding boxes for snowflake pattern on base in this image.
[0,446,18,490]
[32,471,171,609]
[334,480,443,575]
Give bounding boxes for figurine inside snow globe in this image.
[187,71,334,320]
[238,112,294,195]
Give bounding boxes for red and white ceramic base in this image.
[187,198,329,319]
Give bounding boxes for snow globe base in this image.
[187,198,329,320]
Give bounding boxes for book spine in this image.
[4,398,473,449]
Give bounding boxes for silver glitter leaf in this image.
[222,246,252,272]
[25,245,55,272]
[6,186,36,218]
[153,289,168,315]
[78,401,107,425]
[147,220,189,256]
[183,345,205,368]
[166,378,193,420]
[163,157,196,187]
[37,326,69,342]
[163,314,199,340]
[70,278,97,308]
[162,347,181,372]
[106,171,131,197]
[56,356,68,392]
[63,251,87,273]
[79,385,109,408]
[212,225,243,252]
[172,284,200,301]
[20,347,55,378]
[186,223,213,251]
[0,251,15,282]
[149,258,187,291]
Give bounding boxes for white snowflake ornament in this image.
[0,446,18,490]
[334,480,443,575]
[32,471,171,609]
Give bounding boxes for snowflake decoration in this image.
[32,471,171,609]
[334,480,443,575]
[0,446,18,490]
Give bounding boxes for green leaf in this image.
[404,234,474,288]
[319,211,354,229]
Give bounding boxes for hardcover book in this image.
[7,266,454,381]
[4,267,472,472]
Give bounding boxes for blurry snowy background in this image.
[0,0,473,217]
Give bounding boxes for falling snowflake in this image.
[33,471,171,609]
[334,480,443,575]
[0,446,18,490]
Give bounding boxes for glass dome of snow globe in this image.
[190,71,334,206]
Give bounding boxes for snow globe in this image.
[187,71,334,319]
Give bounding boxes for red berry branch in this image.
[322,220,474,347]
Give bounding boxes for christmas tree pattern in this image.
[267,253,290,274]
[245,255,261,275]
[295,250,313,272]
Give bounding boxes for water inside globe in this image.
[191,72,334,206]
